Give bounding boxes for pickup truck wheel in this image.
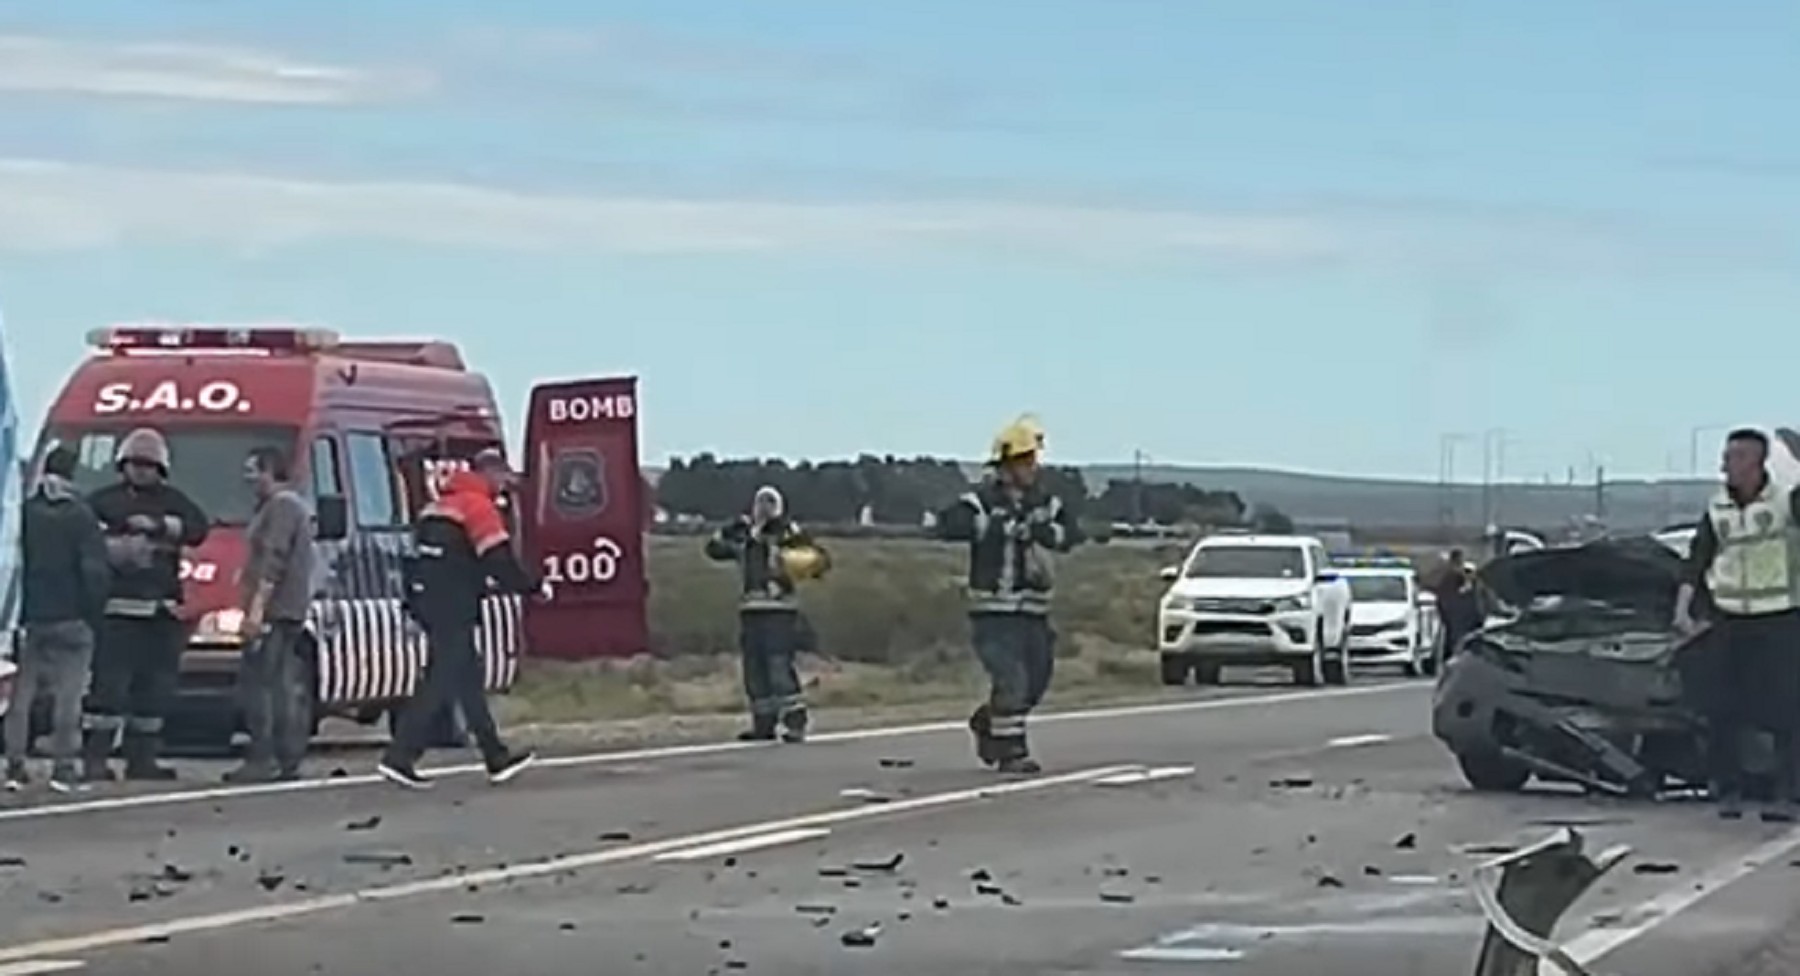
[1194,661,1223,686]
[1291,630,1324,687]
[1158,653,1192,687]
[1456,750,1531,792]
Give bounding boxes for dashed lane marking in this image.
[654,827,831,862]
[0,764,1139,965]
[1095,766,1196,787]
[0,960,84,975]
[1324,733,1393,749]
[0,681,1420,822]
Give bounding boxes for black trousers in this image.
[1709,609,1800,799]
[85,616,184,745]
[969,613,1056,761]
[384,622,507,770]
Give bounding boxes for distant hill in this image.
[642,462,1714,532]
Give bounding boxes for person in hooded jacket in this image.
[5,445,110,792]
[83,428,209,782]
[935,417,1083,774]
[378,450,540,789]
[705,485,821,743]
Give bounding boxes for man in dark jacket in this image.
[705,485,823,743]
[935,417,1082,774]
[378,450,539,789]
[5,446,110,792]
[83,427,210,782]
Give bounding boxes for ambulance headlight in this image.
[193,608,247,645]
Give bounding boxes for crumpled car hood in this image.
[1477,535,1686,617]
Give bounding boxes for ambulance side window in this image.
[345,432,401,530]
[309,436,344,500]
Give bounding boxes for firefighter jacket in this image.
[403,471,539,630]
[935,479,1083,615]
[1703,480,1800,617]
[86,480,210,618]
[705,515,811,612]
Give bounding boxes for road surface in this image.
[0,677,1796,975]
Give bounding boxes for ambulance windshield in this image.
[42,424,300,525]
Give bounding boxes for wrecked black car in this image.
[1432,534,1725,798]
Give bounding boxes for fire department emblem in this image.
[551,449,607,519]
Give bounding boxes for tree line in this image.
[652,454,1288,529]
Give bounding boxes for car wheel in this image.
[1292,627,1324,687]
[1159,653,1192,687]
[1456,750,1531,792]
[1403,636,1426,677]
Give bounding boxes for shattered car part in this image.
[1469,827,1629,976]
[1432,536,1723,797]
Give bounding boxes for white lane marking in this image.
[1324,733,1392,749]
[1095,765,1195,787]
[0,960,84,975]
[0,763,1138,964]
[654,827,830,862]
[1119,946,1245,962]
[0,681,1418,823]
[1542,826,1800,975]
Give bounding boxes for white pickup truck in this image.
[1157,534,1355,687]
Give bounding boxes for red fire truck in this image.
[33,324,648,748]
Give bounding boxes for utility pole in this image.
[1690,425,1727,478]
[1129,449,1149,524]
[1438,432,1475,534]
[1481,428,1512,528]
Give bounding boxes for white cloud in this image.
[0,35,431,105]
[0,159,1340,262]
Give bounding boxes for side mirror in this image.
[315,495,349,542]
[1158,565,1180,582]
[1315,571,1339,583]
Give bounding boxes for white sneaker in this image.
[488,751,537,785]
[376,762,432,790]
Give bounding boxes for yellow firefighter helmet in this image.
[780,543,831,583]
[989,414,1046,464]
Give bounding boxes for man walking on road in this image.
[704,485,825,744]
[935,416,1082,774]
[1675,427,1800,822]
[6,446,110,792]
[83,428,209,782]
[378,450,539,789]
[224,447,317,784]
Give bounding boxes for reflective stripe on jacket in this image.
[1705,482,1800,616]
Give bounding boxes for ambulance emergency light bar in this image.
[85,324,341,356]
[1330,552,1414,568]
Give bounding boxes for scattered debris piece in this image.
[1099,891,1135,904]
[345,815,382,832]
[840,788,893,803]
[1270,776,1315,789]
[617,882,654,895]
[843,878,863,889]
[140,934,170,945]
[0,855,26,869]
[1102,866,1128,878]
[451,913,485,924]
[226,845,242,859]
[878,757,914,769]
[597,831,633,843]
[818,866,850,878]
[931,897,950,910]
[723,961,747,971]
[1145,875,1163,884]
[328,767,348,778]
[796,904,837,916]
[852,853,905,872]
[37,891,62,904]
[1001,893,1023,906]
[1633,861,1679,876]
[1316,873,1344,888]
[559,921,577,931]
[841,924,881,948]
[969,868,993,882]
[1528,815,1628,828]
[1363,865,1383,877]
[256,870,286,892]
[974,883,1004,897]
[343,851,414,868]
[723,857,738,868]
[1458,843,1518,857]
[160,863,193,883]
[1394,832,1418,850]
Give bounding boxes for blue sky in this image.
[0,0,1795,480]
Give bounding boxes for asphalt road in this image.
[0,677,1797,975]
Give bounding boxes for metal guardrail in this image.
[1469,828,1630,976]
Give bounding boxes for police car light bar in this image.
[1330,552,1414,568]
[86,324,342,355]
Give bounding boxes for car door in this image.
[518,376,649,661]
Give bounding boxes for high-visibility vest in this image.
[1705,482,1800,616]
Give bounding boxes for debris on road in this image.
[1315,872,1344,888]
[1394,832,1418,849]
[796,904,837,916]
[1099,891,1135,904]
[0,854,26,868]
[1363,865,1383,877]
[840,923,881,948]
[1632,861,1679,875]
[974,883,1004,897]
[451,913,485,924]
[969,868,993,882]
[840,787,895,804]
[344,815,382,832]
[931,896,950,910]
[818,866,850,878]
[878,757,914,769]
[597,831,633,843]
[160,863,194,883]
[1270,775,1315,789]
[343,851,414,869]
[256,870,286,892]
[852,853,905,872]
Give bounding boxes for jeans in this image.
[238,621,311,773]
[4,621,95,775]
[740,610,807,732]
[384,622,507,770]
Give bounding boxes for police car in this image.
[1332,554,1440,677]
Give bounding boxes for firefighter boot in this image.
[122,733,177,782]
[81,729,117,783]
[967,704,1000,768]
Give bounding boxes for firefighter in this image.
[1674,427,1800,821]
[705,486,826,743]
[378,450,539,789]
[82,428,209,782]
[935,416,1083,774]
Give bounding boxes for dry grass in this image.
[500,535,1183,733]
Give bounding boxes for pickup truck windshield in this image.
[1347,575,1410,602]
[43,424,301,526]
[1185,545,1307,579]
